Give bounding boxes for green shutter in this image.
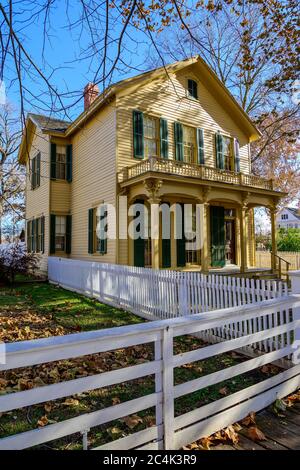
[31,219,36,252]
[66,145,72,182]
[50,143,57,179]
[215,132,224,169]
[35,218,40,252]
[36,153,41,187]
[66,215,72,254]
[161,203,171,268]
[31,157,36,189]
[41,216,45,253]
[234,138,240,173]
[160,118,168,159]
[210,206,225,267]
[197,128,205,164]
[99,206,107,254]
[176,203,186,267]
[50,214,56,254]
[174,122,183,161]
[27,220,31,252]
[133,110,144,159]
[88,208,94,254]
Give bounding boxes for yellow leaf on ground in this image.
[122,414,143,429]
[37,415,49,427]
[247,426,267,442]
[63,398,79,406]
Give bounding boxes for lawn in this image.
[0,281,281,450]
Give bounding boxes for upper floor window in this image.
[215,133,235,171]
[144,116,159,158]
[31,152,41,189]
[281,214,288,220]
[183,125,196,163]
[50,143,72,182]
[133,111,168,159]
[187,79,198,99]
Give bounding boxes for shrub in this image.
[0,242,39,284]
[276,228,300,252]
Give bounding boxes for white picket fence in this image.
[48,258,288,321]
[1,294,300,450]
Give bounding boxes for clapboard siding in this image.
[116,67,251,174]
[50,180,71,213]
[25,130,50,273]
[69,103,117,263]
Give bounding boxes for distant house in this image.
[277,207,300,229]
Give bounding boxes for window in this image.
[55,216,66,251]
[183,125,196,163]
[27,217,44,253]
[187,79,198,99]
[222,136,234,171]
[31,153,41,189]
[95,205,108,254]
[144,116,159,158]
[55,146,66,180]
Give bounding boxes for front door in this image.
[134,200,148,267]
[210,206,225,267]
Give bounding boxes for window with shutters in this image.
[31,153,40,189]
[55,216,66,251]
[36,218,41,252]
[144,116,159,158]
[95,206,108,254]
[55,146,66,180]
[187,79,198,99]
[222,136,234,171]
[183,125,196,163]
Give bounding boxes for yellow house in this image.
[18,56,285,275]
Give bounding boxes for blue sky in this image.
[4,1,154,120]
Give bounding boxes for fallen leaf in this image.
[240,412,256,427]
[44,403,52,413]
[63,398,79,406]
[112,397,121,405]
[122,414,143,429]
[224,425,239,444]
[37,415,49,427]
[219,386,228,396]
[247,426,267,442]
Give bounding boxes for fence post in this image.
[290,270,300,364]
[178,273,189,316]
[162,326,174,449]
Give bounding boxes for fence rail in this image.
[1,295,300,450]
[48,258,288,322]
[256,251,300,271]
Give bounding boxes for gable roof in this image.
[278,206,300,220]
[28,113,71,133]
[18,55,261,163]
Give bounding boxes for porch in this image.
[118,160,284,276]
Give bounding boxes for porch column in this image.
[239,204,248,273]
[149,198,160,269]
[270,205,277,272]
[170,208,177,269]
[201,202,210,272]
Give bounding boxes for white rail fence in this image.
[48,258,288,321]
[0,294,300,450]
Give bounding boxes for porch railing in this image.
[118,156,274,191]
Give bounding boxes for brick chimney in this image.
[83,83,99,110]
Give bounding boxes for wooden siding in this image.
[116,66,251,174]
[69,103,117,263]
[25,130,50,273]
[50,180,71,213]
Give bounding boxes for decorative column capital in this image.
[241,191,250,211]
[143,178,162,204]
[200,186,211,204]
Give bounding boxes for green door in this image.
[134,200,145,267]
[177,203,186,267]
[210,206,225,267]
[161,203,171,268]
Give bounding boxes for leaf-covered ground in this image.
[0,281,288,450]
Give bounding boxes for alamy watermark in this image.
[95,197,205,251]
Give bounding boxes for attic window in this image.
[187,79,198,99]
